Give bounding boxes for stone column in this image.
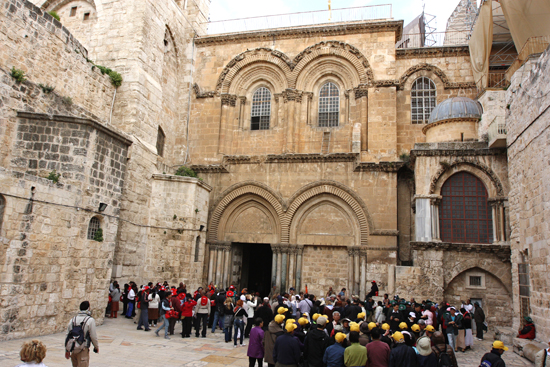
[288,246,296,290]
[295,245,304,292]
[219,95,237,154]
[270,244,279,287]
[360,248,367,299]
[499,203,506,242]
[415,197,433,242]
[354,87,368,152]
[431,198,441,241]
[347,247,354,291]
[388,264,396,295]
[491,203,498,243]
[215,245,223,287]
[353,247,360,295]
[207,242,217,285]
[281,245,288,292]
[275,246,282,290]
[222,243,231,289]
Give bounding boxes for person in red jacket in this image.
[168,289,182,335]
[517,316,536,339]
[181,293,197,338]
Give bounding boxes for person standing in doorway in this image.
[474,302,485,340]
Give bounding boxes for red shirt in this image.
[366,340,391,367]
[181,300,197,317]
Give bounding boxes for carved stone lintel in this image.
[282,89,303,103]
[271,244,281,254]
[295,245,304,255]
[239,96,247,104]
[193,83,216,99]
[353,84,369,99]
[303,92,313,101]
[221,94,238,107]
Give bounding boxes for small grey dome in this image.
[428,97,483,124]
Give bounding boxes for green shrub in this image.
[95,65,123,87]
[10,67,26,83]
[399,153,410,163]
[48,11,60,21]
[175,166,197,178]
[62,96,73,105]
[46,170,61,183]
[93,228,104,242]
[38,83,55,94]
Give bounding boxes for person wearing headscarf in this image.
[517,316,536,339]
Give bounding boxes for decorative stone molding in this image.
[365,246,398,251]
[353,84,369,99]
[195,20,403,46]
[373,80,400,88]
[282,89,303,103]
[427,156,505,196]
[411,241,511,261]
[371,230,399,236]
[224,156,252,164]
[410,144,506,165]
[41,0,96,11]
[396,46,470,59]
[266,153,358,163]
[397,63,476,90]
[190,164,229,173]
[239,96,247,104]
[193,83,216,99]
[353,162,405,172]
[221,94,237,107]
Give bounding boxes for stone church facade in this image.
[0,0,547,344]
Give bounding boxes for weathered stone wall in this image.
[506,46,550,341]
[424,119,479,143]
[478,90,506,140]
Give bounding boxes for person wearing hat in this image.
[416,336,438,367]
[273,322,301,367]
[411,324,421,339]
[367,280,379,299]
[388,331,417,367]
[324,332,347,367]
[406,312,416,329]
[534,338,550,367]
[344,331,367,367]
[304,316,330,367]
[480,341,508,367]
[265,315,285,367]
[359,322,376,346]
[399,322,408,331]
[388,303,402,332]
[341,318,351,335]
[366,328,390,367]
[517,316,536,340]
[431,331,458,367]
[443,307,462,352]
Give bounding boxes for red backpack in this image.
[201,296,208,306]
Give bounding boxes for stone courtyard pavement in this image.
[0,317,534,367]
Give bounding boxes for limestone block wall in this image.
[424,119,479,143]
[506,46,550,341]
[478,90,506,140]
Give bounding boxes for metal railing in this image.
[396,31,470,49]
[487,116,507,148]
[506,35,550,80]
[203,4,392,35]
[476,72,511,97]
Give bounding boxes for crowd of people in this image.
[103,279,540,367]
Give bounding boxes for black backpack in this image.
[65,316,90,353]
[434,345,452,367]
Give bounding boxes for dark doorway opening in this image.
[239,243,272,298]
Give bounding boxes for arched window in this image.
[440,172,493,244]
[194,236,200,262]
[411,77,436,124]
[251,87,271,130]
[87,217,101,240]
[319,82,339,127]
[156,126,165,157]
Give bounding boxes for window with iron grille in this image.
[440,172,493,244]
[411,77,436,124]
[251,87,271,130]
[87,217,101,240]
[318,82,339,127]
[156,126,165,157]
[469,276,482,286]
[518,263,530,297]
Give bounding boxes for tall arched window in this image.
[319,82,340,127]
[251,87,271,130]
[440,172,493,244]
[194,236,200,262]
[87,217,101,240]
[411,77,436,124]
[156,126,165,157]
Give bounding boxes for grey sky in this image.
[208,0,473,33]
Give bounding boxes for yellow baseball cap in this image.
[492,341,508,351]
[285,323,297,333]
[274,315,285,324]
[357,312,366,319]
[277,307,288,315]
[350,322,360,332]
[381,323,390,331]
[392,331,404,342]
[312,313,320,321]
[425,325,435,332]
[411,324,420,332]
[399,322,408,330]
[368,322,377,331]
[298,317,309,326]
[286,319,296,325]
[335,332,346,343]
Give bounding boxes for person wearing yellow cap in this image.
[344,331,367,367]
[399,322,408,330]
[304,316,330,367]
[264,314,284,367]
[349,322,360,333]
[388,331,417,366]
[323,332,346,367]
[480,340,508,367]
[272,320,301,367]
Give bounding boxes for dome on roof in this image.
[428,97,483,124]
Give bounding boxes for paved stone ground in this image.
[0,316,534,367]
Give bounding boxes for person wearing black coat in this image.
[389,333,418,367]
[367,280,379,298]
[480,342,508,367]
[304,318,330,367]
[388,304,403,332]
[256,299,274,331]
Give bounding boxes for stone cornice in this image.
[190,165,229,173]
[421,117,479,134]
[410,147,506,160]
[152,174,213,192]
[411,241,511,260]
[193,83,216,98]
[16,112,133,146]
[266,153,358,163]
[195,20,403,46]
[370,230,399,236]
[396,45,470,59]
[353,161,405,172]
